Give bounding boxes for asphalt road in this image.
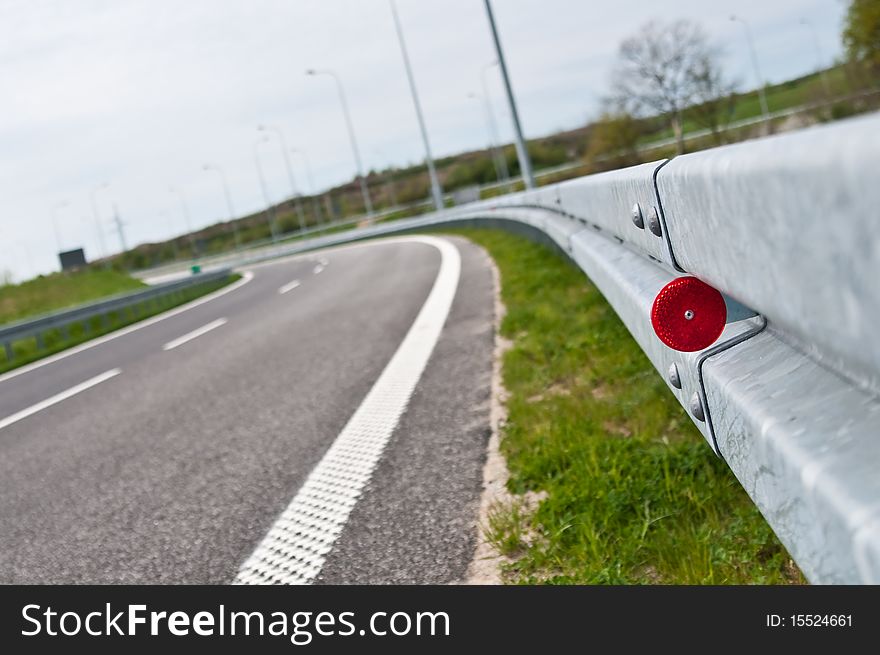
[0,236,494,584]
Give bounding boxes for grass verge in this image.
[0,269,146,324]
[447,228,803,584]
[0,273,240,375]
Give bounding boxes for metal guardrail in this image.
[138,112,880,583]
[0,269,233,363]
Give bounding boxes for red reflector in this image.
[651,277,727,352]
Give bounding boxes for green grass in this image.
[0,273,239,374]
[638,65,867,146]
[447,228,803,584]
[0,268,146,325]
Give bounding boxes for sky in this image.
[1,0,846,280]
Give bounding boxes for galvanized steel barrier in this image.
[144,113,880,583]
[0,269,233,365]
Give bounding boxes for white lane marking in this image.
[162,318,228,351]
[278,279,301,295]
[313,264,324,275]
[235,235,460,585]
[0,272,254,385]
[241,236,423,274]
[0,368,121,432]
[318,257,329,266]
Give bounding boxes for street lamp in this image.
[480,61,511,185]
[483,0,535,189]
[468,91,509,186]
[257,125,306,233]
[254,137,280,242]
[389,0,444,211]
[799,18,832,97]
[50,200,68,255]
[730,14,770,122]
[305,68,374,217]
[168,186,197,254]
[90,183,110,260]
[203,164,242,250]
[159,210,180,261]
[289,147,323,225]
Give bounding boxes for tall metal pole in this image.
[480,61,511,184]
[254,138,280,242]
[731,15,770,122]
[306,69,374,217]
[468,91,508,185]
[50,200,68,255]
[389,0,444,211]
[159,210,180,261]
[89,183,110,260]
[111,203,128,252]
[800,18,832,97]
[169,186,197,254]
[483,0,535,189]
[258,125,306,233]
[290,148,323,225]
[203,164,242,250]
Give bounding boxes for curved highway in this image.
[0,236,495,584]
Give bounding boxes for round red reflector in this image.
[651,277,727,352]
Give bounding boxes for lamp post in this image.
[159,210,180,261]
[468,91,509,185]
[305,68,374,217]
[290,147,323,225]
[480,61,511,185]
[389,0,444,211]
[483,0,535,189]
[90,183,110,260]
[50,200,68,256]
[168,186,197,255]
[730,14,770,122]
[799,18,832,97]
[254,137,280,242]
[257,125,306,233]
[203,163,242,250]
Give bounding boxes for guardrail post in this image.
[35,332,45,351]
[3,341,12,363]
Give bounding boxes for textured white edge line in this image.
[162,318,228,351]
[235,235,461,585]
[278,279,301,295]
[0,368,121,431]
[0,272,254,384]
[313,265,324,275]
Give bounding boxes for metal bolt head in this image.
[648,207,662,237]
[631,203,644,229]
[690,392,706,421]
[668,363,682,389]
[684,309,695,321]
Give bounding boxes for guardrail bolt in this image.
[648,207,662,237]
[631,203,644,229]
[668,363,682,389]
[689,391,706,421]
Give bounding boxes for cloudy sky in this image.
[1,0,844,279]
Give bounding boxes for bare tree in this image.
[612,20,727,154]
[688,54,738,144]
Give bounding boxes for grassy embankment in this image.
[450,228,803,584]
[0,269,237,374]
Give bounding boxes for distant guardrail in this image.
[137,113,880,584]
[0,269,233,365]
